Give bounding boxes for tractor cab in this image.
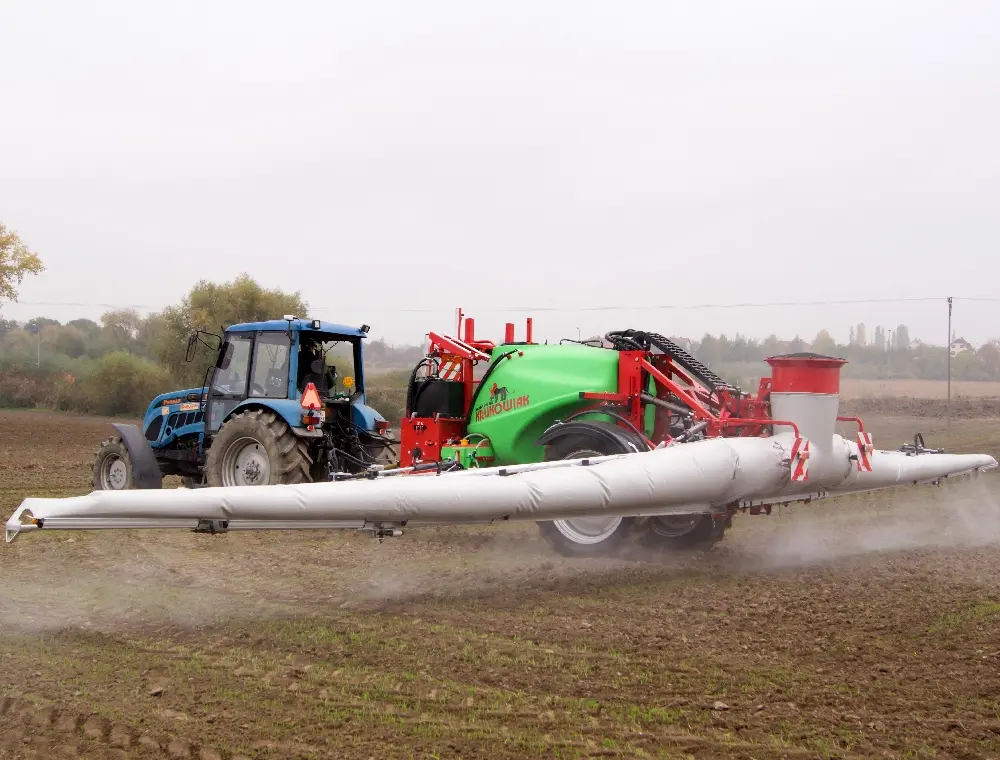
[203,316,368,436]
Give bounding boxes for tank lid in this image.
[765,353,846,394]
[766,352,847,365]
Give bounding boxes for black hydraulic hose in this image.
[603,330,645,351]
[604,328,736,393]
[331,447,374,470]
[670,420,710,443]
[464,349,518,424]
[640,392,692,418]
[405,357,440,416]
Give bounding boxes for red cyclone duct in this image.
[766,353,847,395]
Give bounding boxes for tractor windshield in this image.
[296,334,360,398]
[212,335,253,395]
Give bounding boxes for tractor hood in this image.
[148,387,207,412]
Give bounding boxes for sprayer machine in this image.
[5,311,997,557]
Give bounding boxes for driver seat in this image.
[300,358,332,395]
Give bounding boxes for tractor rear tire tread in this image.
[205,408,313,487]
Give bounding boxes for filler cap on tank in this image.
[765,352,847,395]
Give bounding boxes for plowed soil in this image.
[2,407,1000,759]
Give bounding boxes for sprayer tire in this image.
[536,432,636,558]
[205,409,313,487]
[636,512,731,551]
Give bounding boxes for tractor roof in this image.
[227,318,368,337]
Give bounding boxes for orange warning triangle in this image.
[300,382,322,410]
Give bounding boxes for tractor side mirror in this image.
[185,333,198,362]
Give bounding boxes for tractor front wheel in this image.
[92,436,154,490]
[536,433,637,558]
[205,409,313,487]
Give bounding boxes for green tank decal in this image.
[467,342,621,465]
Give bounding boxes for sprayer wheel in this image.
[205,409,313,487]
[536,434,636,558]
[637,512,732,551]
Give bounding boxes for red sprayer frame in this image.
[399,309,535,467]
[579,353,797,440]
[398,311,838,468]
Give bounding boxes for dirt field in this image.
[3,404,1000,759]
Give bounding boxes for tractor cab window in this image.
[212,335,252,396]
[250,332,291,398]
[297,335,358,398]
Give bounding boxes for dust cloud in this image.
[0,539,309,635]
[3,477,1000,634]
[347,529,633,609]
[732,476,1000,571]
[350,475,1000,607]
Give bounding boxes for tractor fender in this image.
[350,400,386,432]
[534,420,647,456]
[110,423,164,489]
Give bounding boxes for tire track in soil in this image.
[0,697,247,760]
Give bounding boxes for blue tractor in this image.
[91,316,398,490]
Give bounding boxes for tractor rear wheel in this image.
[371,439,399,469]
[205,409,313,487]
[536,433,637,558]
